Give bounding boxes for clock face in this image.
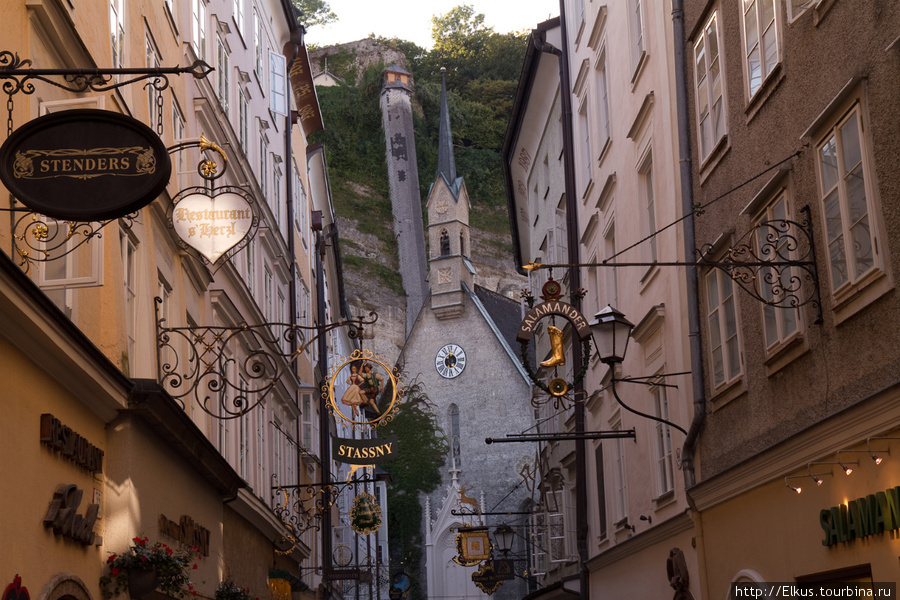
[435,343,467,379]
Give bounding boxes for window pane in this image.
[747,46,761,95]
[823,189,842,243]
[763,304,777,347]
[763,25,777,75]
[840,113,862,173]
[712,345,725,386]
[820,136,839,192]
[744,3,759,53]
[726,331,741,379]
[846,165,868,225]
[724,295,737,340]
[707,16,719,61]
[851,217,874,276]
[829,238,848,289]
[707,271,719,307]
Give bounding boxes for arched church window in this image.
[460,232,465,257]
[449,403,461,467]
[440,229,451,256]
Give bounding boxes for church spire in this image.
[436,67,457,187]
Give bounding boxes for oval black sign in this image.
[0,108,171,220]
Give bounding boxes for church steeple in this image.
[436,67,457,191]
[426,67,473,320]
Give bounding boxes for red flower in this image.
[189,586,194,591]
[107,555,117,563]
[133,537,141,544]
[166,547,173,556]
[192,592,198,596]
[192,564,198,570]
[111,568,120,576]
[140,556,148,562]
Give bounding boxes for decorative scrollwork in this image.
[0,52,212,98]
[519,338,592,402]
[270,472,371,555]
[12,210,137,273]
[167,134,229,182]
[155,299,378,419]
[697,206,822,322]
[324,348,403,430]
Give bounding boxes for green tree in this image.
[291,0,337,29]
[379,376,448,600]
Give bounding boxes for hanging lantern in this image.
[350,493,383,535]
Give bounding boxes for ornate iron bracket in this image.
[697,206,823,323]
[168,134,229,181]
[11,210,138,273]
[155,298,377,419]
[525,208,823,323]
[270,473,378,554]
[0,50,211,100]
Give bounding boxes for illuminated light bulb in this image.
[875,456,883,465]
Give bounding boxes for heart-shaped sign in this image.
[172,191,254,263]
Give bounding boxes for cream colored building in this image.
[0,1,348,599]
[505,1,699,598]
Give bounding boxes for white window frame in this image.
[595,47,611,157]
[817,102,882,296]
[217,34,230,113]
[121,231,138,376]
[652,381,674,496]
[787,0,813,22]
[741,0,780,99]
[254,10,263,79]
[146,36,163,134]
[233,0,244,36]
[638,150,657,263]
[756,190,801,350]
[603,216,618,309]
[238,87,249,150]
[270,51,288,116]
[259,129,268,198]
[301,391,317,453]
[110,0,125,70]
[694,10,726,162]
[192,0,207,61]
[706,267,743,388]
[627,0,646,74]
[577,95,592,193]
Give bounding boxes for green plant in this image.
[215,579,258,600]
[100,536,199,599]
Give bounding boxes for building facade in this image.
[505,1,700,598]
[683,0,900,594]
[0,1,354,600]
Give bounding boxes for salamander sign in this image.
[0,109,171,220]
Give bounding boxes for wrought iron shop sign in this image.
[0,109,171,220]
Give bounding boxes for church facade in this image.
[395,71,535,600]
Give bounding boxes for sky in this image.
[303,0,560,49]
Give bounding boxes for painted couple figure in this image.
[339,361,383,417]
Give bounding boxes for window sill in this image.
[709,376,748,412]
[630,51,649,91]
[652,489,675,510]
[745,63,785,125]
[581,177,595,203]
[832,268,895,326]
[597,136,612,171]
[763,329,809,377]
[698,135,731,186]
[639,264,660,293]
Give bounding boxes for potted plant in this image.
[215,579,257,600]
[100,536,200,599]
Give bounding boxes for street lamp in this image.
[591,304,634,364]
[493,524,516,555]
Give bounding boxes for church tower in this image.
[426,68,473,320]
[380,63,428,336]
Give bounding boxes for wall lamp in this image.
[807,460,857,480]
[835,450,866,475]
[867,437,900,465]
[785,476,806,494]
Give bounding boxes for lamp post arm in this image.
[610,371,688,436]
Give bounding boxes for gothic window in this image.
[440,229,451,256]
[449,404,461,467]
[459,232,465,257]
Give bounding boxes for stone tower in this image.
[426,68,474,320]
[380,64,428,336]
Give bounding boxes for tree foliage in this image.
[379,376,448,600]
[291,0,337,29]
